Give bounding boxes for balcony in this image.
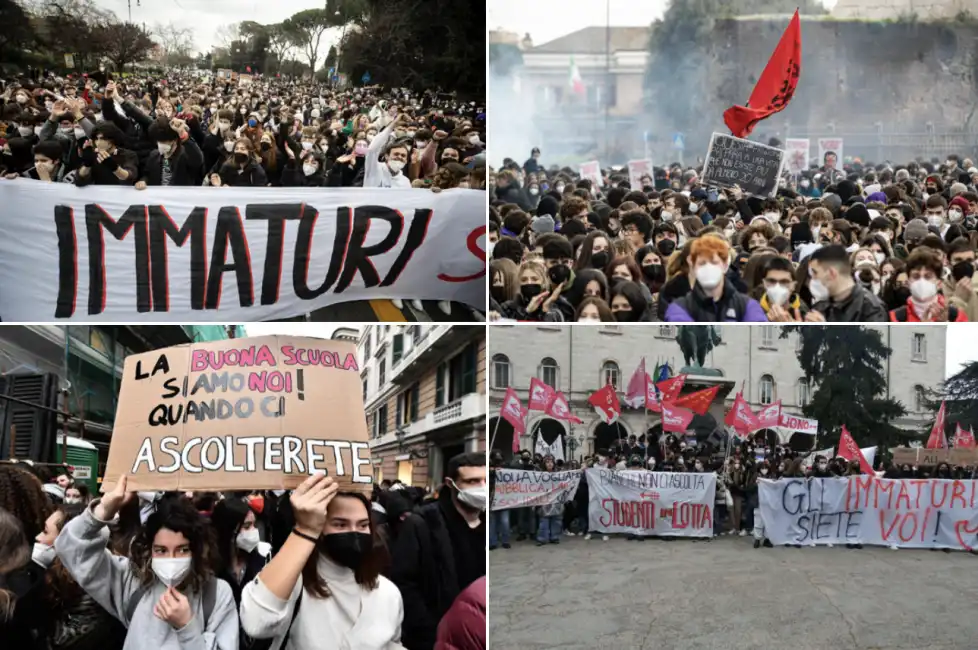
[390,326,482,386]
[369,392,485,449]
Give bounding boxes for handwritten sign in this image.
[490,469,581,510]
[585,469,716,537]
[578,160,602,190]
[701,133,785,198]
[784,138,810,175]
[627,159,653,191]
[102,335,371,493]
[891,448,978,467]
[759,477,978,550]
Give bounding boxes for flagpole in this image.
[488,413,505,453]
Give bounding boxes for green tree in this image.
[93,21,155,72]
[782,326,909,450]
[926,361,978,440]
[0,0,37,69]
[282,8,335,73]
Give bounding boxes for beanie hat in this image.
[846,203,871,228]
[821,193,842,215]
[950,196,969,212]
[903,219,929,243]
[535,195,559,220]
[837,180,858,203]
[865,191,887,204]
[950,182,968,197]
[531,214,556,234]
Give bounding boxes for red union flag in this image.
[837,426,874,476]
[656,374,687,405]
[755,401,782,430]
[500,387,527,438]
[587,384,621,424]
[724,392,758,436]
[645,375,662,413]
[529,377,556,412]
[673,385,721,416]
[625,358,648,408]
[545,392,583,424]
[723,9,802,138]
[662,403,695,433]
[925,401,948,449]
[953,423,975,449]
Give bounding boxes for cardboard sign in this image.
[578,160,602,190]
[701,132,785,198]
[891,448,978,467]
[627,159,653,191]
[784,138,810,175]
[102,335,371,493]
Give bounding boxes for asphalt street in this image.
[489,533,978,650]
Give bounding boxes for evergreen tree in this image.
[926,361,978,438]
[782,326,908,449]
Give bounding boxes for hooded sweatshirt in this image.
[55,505,239,650]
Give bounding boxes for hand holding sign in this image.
[291,473,338,538]
[94,474,135,521]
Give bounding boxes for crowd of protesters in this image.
[0,72,485,191]
[488,148,978,323]
[489,436,971,552]
[0,450,487,650]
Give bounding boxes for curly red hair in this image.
[689,234,731,265]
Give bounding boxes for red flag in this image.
[545,392,583,424]
[624,358,647,408]
[645,375,662,413]
[673,385,720,416]
[723,10,802,138]
[656,374,687,405]
[755,400,783,429]
[528,377,555,412]
[587,384,621,424]
[925,401,948,449]
[246,66,252,73]
[837,426,875,476]
[500,387,527,441]
[662,403,695,433]
[724,392,758,436]
[953,424,975,449]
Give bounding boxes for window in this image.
[379,359,386,386]
[912,333,926,361]
[378,404,388,436]
[914,385,926,412]
[449,343,478,401]
[602,361,620,389]
[392,334,404,366]
[797,378,810,407]
[363,333,372,358]
[411,325,421,345]
[436,363,447,407]
[397,460,413,486]
[491,354,511,389]
[760,326,775,347]
[760,375,775,405]
[538,357,559,389]
[397,384,419,426]
[362,371,369,402]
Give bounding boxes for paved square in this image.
[489,534,978,650]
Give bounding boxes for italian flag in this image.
[569,56,584,94]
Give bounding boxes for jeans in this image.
[745,493,758,531]
[729,495,743,533]
[576,505,589,535]
[537,515,562,542]
[489,509,511,547]
[517,507,537,537]
[713,504,728,536]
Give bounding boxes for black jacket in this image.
[390,491,485,650]
[498,294,570,322]
[141,139,204,186]
[218,160,268,187]
[812,283,888,322]
[74,147,139,186]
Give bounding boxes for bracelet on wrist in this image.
[292,527,320,543]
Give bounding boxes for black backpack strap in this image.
[893,306,908,322]
[202,579,217,627]
[279,590,303,650]
[949,306,959,321]
[124,579,150,626]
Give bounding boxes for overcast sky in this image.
[92,0,344,55]
[489,0,835,47]
[947,325,978,379]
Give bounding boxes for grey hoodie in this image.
[55,505,240,650]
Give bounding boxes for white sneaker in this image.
[738,530,746,537]
[437,300,452,315]
[412,299,424,311]
[565,531,575,537]
[602,535,609,541]
[890,544,899,550]
[391,299,404,309]
[584,534,592,540]
[826,543,833,548]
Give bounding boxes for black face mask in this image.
[319,531,371,570]
[490,285,508,304]
[614,308,636,322]
[547,264,570,286]
[953,260,975,281]
[642,263,665,283]
[657,240,676,257]
[892,287,911,308]
[521,283,543,301]
[260,141,271,151]
[234,152,248,165]
[590,251,610,270]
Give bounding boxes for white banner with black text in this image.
[490,469,582,511]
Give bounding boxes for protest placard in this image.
[627,159,653,191]
[701,133,785,198]
[890,447,978,467]
[759,476,978,550]
[578,160,602,190]
[490,469,581,510]
[101,335,371,493]
[784,138,810,175]
[817,138,844,169]
[778,412,818,434]
[0,182,486,322]
[585,468,716,537]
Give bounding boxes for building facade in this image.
[361,325,485,489]
[488,325,946,458]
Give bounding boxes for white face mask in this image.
[456,484,487,511]
[236,527,261,553]
[529,188,539,195]
[764,212,780,224]
[927,214,944,228]
[32,542,57,568]
[302,163,317,176]
[949,209,964,223]
[909,278,938,301]
[688,202,699,212]
[809,277,830,302]
[301,141,313,151]
[151,557,192,587]
[18,126,32,137]
[64,496,82,505]
[224,141,235,152]
[695,263,724,290]
[157,143,172,156]
[73,127,85,140]
[661,210,674,222]
[388,159,405,174]
[468,133,481,144]
[765,284,790,306]
[723,227,736,239]
[873,252,886,265]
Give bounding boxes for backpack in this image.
[891,305,958,322]
[124,578,217,628]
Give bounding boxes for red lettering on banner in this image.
[669,502,712,530]
[951,481,968,509]
[920,507,932,542]
[600,498,656,529]
[895,482,911,510]
[929,482,949,509]
[880,511,899,542]
[909,479,928,509]
[873,480,894,510]
[954,520,978,551]
[898,512,919,542]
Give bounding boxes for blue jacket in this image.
[665,281,768,322]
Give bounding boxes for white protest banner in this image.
[627,159,653,191]
[490,469,582,511]
[803,447,876,469]
[817,138,844,170]
[784,139,810,175]
[0,182,485,322]
[585,468,716,537]
[758,477,978,550]
[534,435,565,462]
[778,412,818,435]
[579,160,602,190]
